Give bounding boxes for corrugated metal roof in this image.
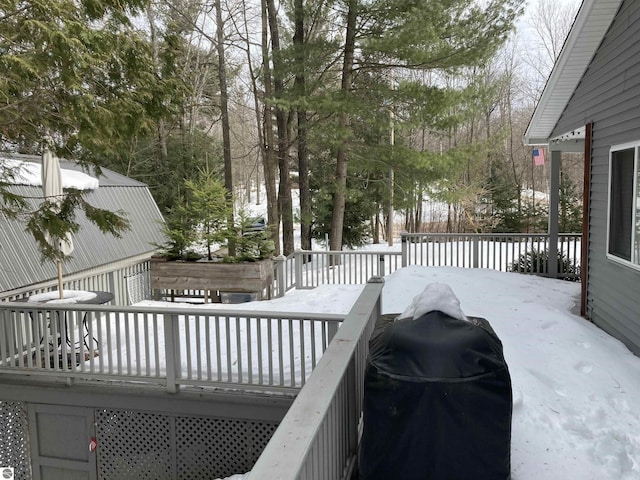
[0,168,166,292]
[524,0,623,145]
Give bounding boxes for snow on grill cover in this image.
[359,286,512,480]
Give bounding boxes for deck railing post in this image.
[108,271,116,304]
[401,232,408,267]
[347,355,358,454]
[378,254,385,276]
[472,236,480,268]
[164,313,181,393]
[327,321,339,343]
[274,255,286,298]
[368,275,384,314]
[548,150,561,278]
[294,250,304,289]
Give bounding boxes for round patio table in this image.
[17,290,114,305]
[15,290,114,352]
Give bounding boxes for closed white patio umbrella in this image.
[42,148,74,298]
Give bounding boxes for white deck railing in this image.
[288,232,581,290]
[250,277,384,480]
[401,232,581,278]
[0,233,581,305]
[0,255,153,304]
[292,250,402,289]
[0,278,385,480]
[0,303,343,393]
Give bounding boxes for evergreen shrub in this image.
[509,249,580,281]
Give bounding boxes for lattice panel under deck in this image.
[96,409,172,479]
[0,401,31,480]
[175,417,277,479]
[95,408,278,480]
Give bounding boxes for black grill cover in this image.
[359,311,512,480]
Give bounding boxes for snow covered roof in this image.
[1,156,99,190]
[0,153,147,188]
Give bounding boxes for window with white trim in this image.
[607,143,640,267]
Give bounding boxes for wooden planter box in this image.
[151,256,274,302]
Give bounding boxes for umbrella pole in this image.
[57,260,64,299]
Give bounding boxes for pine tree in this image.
[0,0,159,260]
[304,0,524,248]
[0,0,158,160]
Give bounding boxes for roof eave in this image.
[524,0,623,145]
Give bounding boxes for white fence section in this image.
[0,233,582,305]
[1,256,152,305]
[0,303,343,393]
[0,278,385,479]
[277,253,297,294]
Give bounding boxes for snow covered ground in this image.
[190,264,640,480]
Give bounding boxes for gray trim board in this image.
[0,379,293,422]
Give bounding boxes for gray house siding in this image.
[552,0,640,354]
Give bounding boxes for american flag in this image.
[533,148,545,166]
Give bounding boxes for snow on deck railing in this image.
[0,302,343,393]
[250,277,384,480]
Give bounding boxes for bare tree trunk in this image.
[266,0,294,255]
[214,0,235,256]
[373,211,380,244]
[294,0,312,252]
[330,0,357,252]
[146,6,168,163]
[416,190,423,232]
[236,0,277,251]
[277,104,293,258]
[255,0,280,254]
[505,88,523,226]
[255,158,261,205]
